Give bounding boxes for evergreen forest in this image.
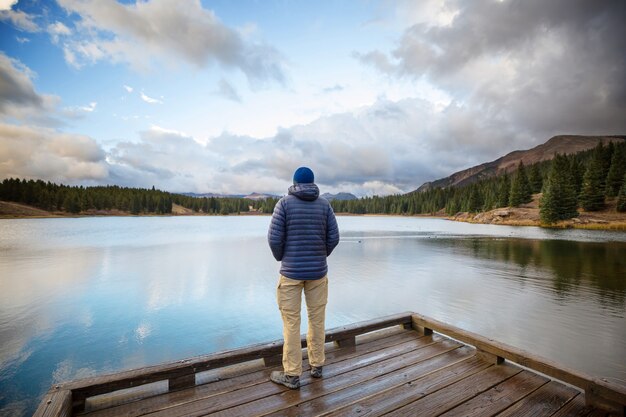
[329,141,626,224]
[1,141,625,224]
[0,180,277,215]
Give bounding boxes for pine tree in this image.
[468,187,483,213]
[528,164,542,193]
[130,194,141,214]
[509,161,532,207]
[580,157,606,211]
[605,144,625,197]
[64,191,82,214]
[569,157,584,197]
[540,154,578,224]
[617,173,626,212]
[497,174,510,207]
[601,141,614,175]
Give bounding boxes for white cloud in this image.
[15,36,29,43]
[61,101,97,119]
[123,85,133,93]
[48,21,71,43]
[102,97,507,195]
[323,84,344,93]
[56,0,285,84]
[0,4,39,32]
[0,0,17,10]
[0,123,109,182]
[140,92,163,105]
[81,102,97,112]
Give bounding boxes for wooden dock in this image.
[34,312,626,417]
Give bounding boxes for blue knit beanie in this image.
[293,166,314,184]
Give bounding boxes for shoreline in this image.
[2,200,625,231]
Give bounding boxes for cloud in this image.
[63,101,97,117]
[0,0,17,10]
[48,21,71,43]
[56,0,285,84]
[323,84,344,93]
[140,92,163,105]
[0,5,39,32]
[357,0,626,141]
[101,97,495,195]
[0,123,109,182]
[123,84,133,93]
[82,102,97,112]
[216,79,241,102]
[15,36,29,43]
[0,52,60,124]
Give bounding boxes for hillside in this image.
[416,135,626,192]
[0,201,59,218]
[322,192,357,201]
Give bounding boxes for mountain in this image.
[322,192,358,201]
[243,192,279,200]
[415,135,626,192]
[180,192,245,198]
[181,192,278,200]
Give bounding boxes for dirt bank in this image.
[450,194,626,230]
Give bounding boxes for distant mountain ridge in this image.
[182,191,356,201]
[181,192,278,200]
[415,135,626,192]
[322,192,357,201]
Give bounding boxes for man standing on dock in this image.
[267,166,340,389]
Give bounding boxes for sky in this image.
[0,0,624,196]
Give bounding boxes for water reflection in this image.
[1,217,625,417]
[436,237,626,309]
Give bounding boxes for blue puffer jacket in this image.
[268,183,340,280]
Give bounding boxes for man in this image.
[267,166,340,389]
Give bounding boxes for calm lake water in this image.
[0,216,625,416]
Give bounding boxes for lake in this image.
[0,216,625,416]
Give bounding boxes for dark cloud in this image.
[0,53,44,114]
[358,0,626,143]
[0,52,62,125]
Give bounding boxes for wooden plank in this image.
[32,388,72,417]
[83,381,168,413]
[325,357,492,417]
[385,363,523,417]
[322,312,413,344]
[496,380,581,417]
[204,340,466,417]
[148,338,462,417]
[550,394,596,417]
[411,313,626,409]
[82,330,430,417]
[64,312,413,403]
[334,336,356,348]
[269,348,483,417]
[168,374,195,391]
[439,370,549,417]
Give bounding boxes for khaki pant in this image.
[277,275,328,376]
